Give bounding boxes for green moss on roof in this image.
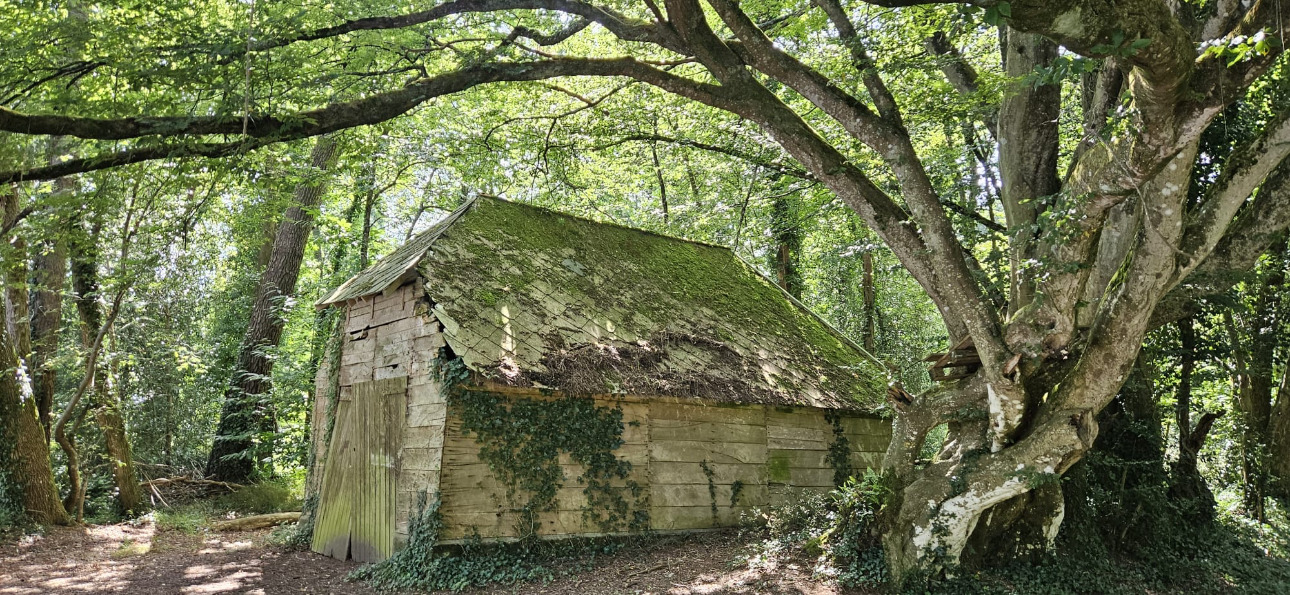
[324,196,888,411]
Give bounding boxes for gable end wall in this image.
[310,281,447,550]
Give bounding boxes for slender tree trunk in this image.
[32,148,74,441]
[1223,236,1286,521]
[1269,362,1290,504]
[30,234,65,443]
[69,219,143,515]
[1169,317,1222,519]
[860,251,876,353]
[206,136,339,483]
[0,187,69,526]
[770,195,802,299]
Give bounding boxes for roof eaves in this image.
[314,197,479,308]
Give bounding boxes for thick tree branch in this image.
[812,0,904,125]
[213,0,686,58]
[2,58,733,142]
[1152,157,1290,326]
[1178,108,1290,282]
[710,0,1007,367]
[0,57,739,182]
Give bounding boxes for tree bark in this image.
[69,218,143,515]
[860,251,876,353]
[29,229,66,443]
[996,27,1060,319]
[0,187,69,526]
[206,136,340,483]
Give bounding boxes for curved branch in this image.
[0,57,740,182]
[212,0,686,59]
[709,0,1004,365]
[1177,108,1290,282]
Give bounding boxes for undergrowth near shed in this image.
[739,456,1290,594]
[740,470,889,589]
[350,491,631,592]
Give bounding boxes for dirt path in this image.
[1,523,853,594]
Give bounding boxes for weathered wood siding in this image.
[436,392,890,540]
[311,282,448,556]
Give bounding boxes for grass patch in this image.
[111,537,152,558]
[152,502,214,534]
[212,478,303,515]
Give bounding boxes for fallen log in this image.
[210,512,301,531]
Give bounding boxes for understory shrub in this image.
[213,476,303,514]
[741,470,888,589]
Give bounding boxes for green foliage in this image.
[824,412,853,487]
[212,477,304,515]
[0,469,28,532]
[924,517,1290,594]
[271,492,318,550]
[1200,30,1277,66]
[153,502,215,534]
[741,470,889,589]
[351,491,631,592]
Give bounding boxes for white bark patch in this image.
[987,383,1023,452]
[914,477,1029,564]
[1052,9,1084,37]
[988,383,1006,452]
[1043,498,1065,548]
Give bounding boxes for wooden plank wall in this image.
[434,395,891,540]
[436,401,650,540]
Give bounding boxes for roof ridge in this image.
[472,194,734,254]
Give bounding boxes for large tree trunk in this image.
[30,232,66,443]
[206,136,339,483]
[0,187,69,526]
[69,219,143,515]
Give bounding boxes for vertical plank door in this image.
[312,376,406,562]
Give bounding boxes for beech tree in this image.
[3,0,1290,581]
[206,135,340,483]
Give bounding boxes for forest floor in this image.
[0,522,853,595]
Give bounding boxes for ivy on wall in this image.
[437,349,649,536]
[824,412,853,487]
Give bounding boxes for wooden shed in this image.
[305,196,892,563]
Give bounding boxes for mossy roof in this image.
[320,196,888,412]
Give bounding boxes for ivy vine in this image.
[700,459,718,523]
[824,412,854,487]
[436,349,648,536]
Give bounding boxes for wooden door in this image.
[311,376,406,562]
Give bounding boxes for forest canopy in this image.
[2,0,1290,591]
